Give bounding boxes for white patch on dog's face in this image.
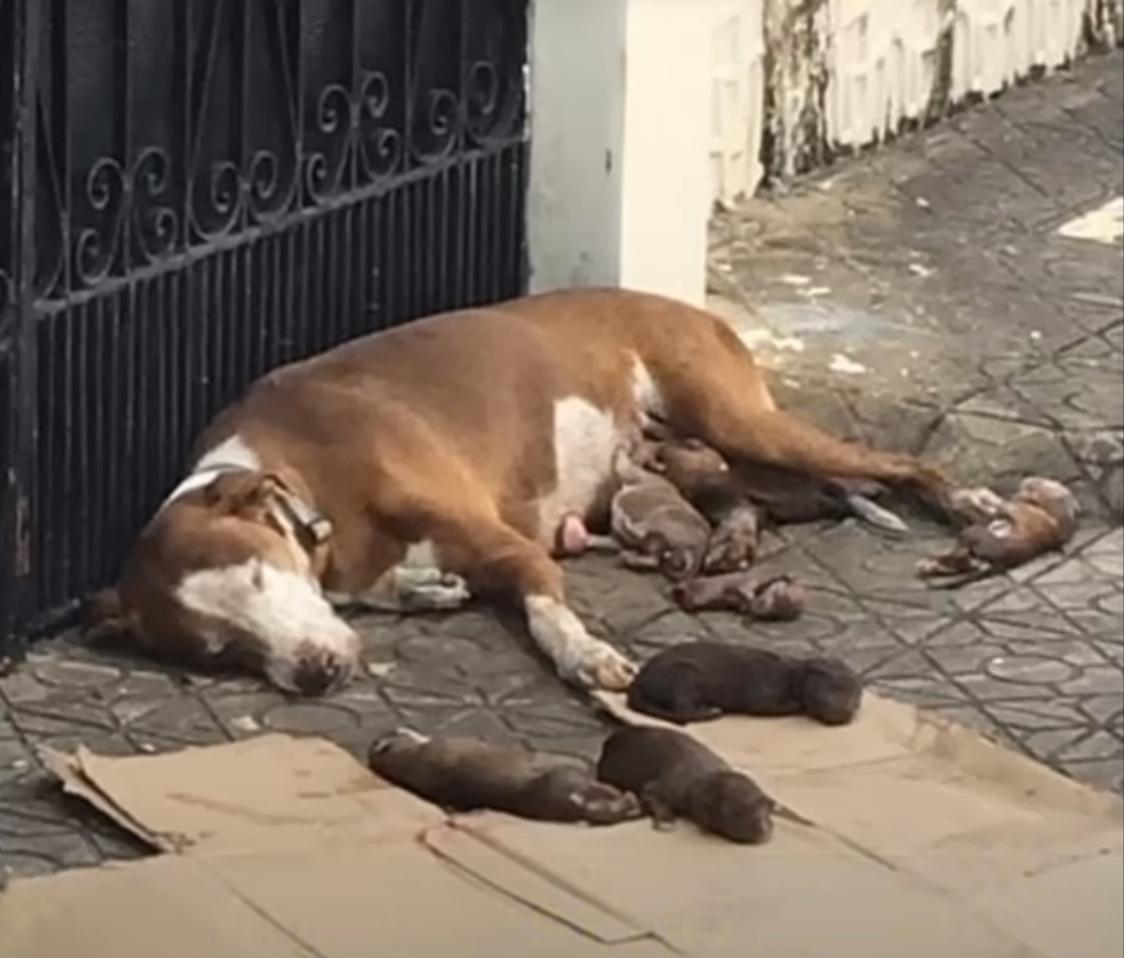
[174,558,359,693]
[537,396,626,542]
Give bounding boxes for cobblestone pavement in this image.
[1,53,1122,881]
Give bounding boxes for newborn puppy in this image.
[626,641,862,726]
[645,438,761,572]
[368,730,642,825]
[588,448,714,580]
[647,436,908,538]
[672,572,806,622]
[919,477,1079,580]
[596,726,778,843]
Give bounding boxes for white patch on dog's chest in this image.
[630,356,667,433]
[537,396,627,539]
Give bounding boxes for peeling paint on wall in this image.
[708,0,1124,202]
[761,0,832,181]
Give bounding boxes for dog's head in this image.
[88,469,359,695]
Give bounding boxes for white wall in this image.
[527,0,715,307]
[526,0,627,291]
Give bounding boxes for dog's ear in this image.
[202,470,270,512]
[83,587,133,644]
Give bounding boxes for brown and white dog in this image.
[87,288,947,695]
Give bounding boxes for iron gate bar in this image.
[2,0,44,648]
[0,0,530,649]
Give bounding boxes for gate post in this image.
[526,0,715,307]
[0,0,40,652]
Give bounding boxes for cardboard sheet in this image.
[2,693,1121,958]
[4,734,671,958]
[587,689,1124,958]
[40,733,445,855]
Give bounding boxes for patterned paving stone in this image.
[0,52,1121,884]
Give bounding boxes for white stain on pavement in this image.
[1057,196,1123,244]
[829,354,867,375]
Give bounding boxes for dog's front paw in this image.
[571,641,638,691]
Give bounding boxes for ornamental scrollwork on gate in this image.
[31,0,527,300]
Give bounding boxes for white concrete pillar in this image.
[527,0,713,307]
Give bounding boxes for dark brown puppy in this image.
[368,730,642,825]
[919,477,1079,581]
[625,641,862,726]
[672,572,806,621]
[647,436,908,535]
[596,726,776,843]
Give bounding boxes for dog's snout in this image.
[292,657,338,696]
[287,637,358,696]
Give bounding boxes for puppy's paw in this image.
[580,787,644,825]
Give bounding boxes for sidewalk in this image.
[1,52,1121,882]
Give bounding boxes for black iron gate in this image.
[0,0,530,652]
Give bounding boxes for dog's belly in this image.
[536,396,631,544]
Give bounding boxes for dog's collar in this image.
[159,463,333,549]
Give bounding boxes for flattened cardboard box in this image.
[4,734,670,958]
[1,692,1121,958]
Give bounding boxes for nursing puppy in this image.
[625,641,862,726]
[368,729,642,825]
[559,448,713,580]
[641,438,764,573]
[597,726,780,844]
[647,435,909,536]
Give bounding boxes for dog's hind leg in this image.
[652,324,949,500]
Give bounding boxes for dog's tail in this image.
[82,586,132,644]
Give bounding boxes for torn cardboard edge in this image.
[40,745,164,849]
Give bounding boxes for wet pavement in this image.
[2,52,1121,881]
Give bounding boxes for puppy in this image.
[647,436,908,539]
[596,726,779,844]
[919,477,1079,580]
[368,730,642,825]
[625,641,862,726]
[642,438,762,572]
[671,572,806,621]
[561,448,714,580]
